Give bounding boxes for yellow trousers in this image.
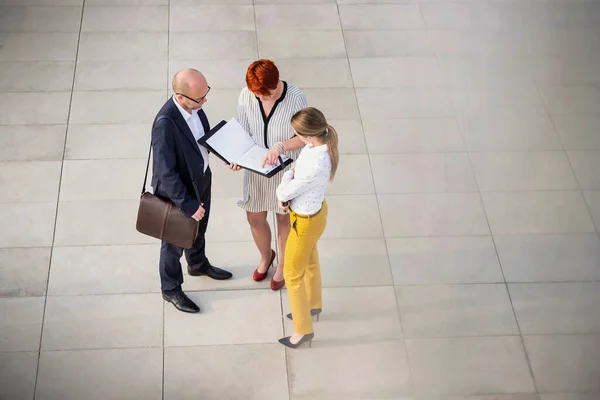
[284,202,328,335]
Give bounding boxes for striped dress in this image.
[236,81,308,214]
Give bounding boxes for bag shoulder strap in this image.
[143,115,201,200]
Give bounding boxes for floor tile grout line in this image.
[8,279,600,300]
[537,88,600,233]
[337,3,419,397]
[31,2,86,399]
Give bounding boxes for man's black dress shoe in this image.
[162,291,200,313]
[188,265,233,280]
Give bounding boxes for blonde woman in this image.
[275,107,339,349]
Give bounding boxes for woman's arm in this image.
[276,172,321,203]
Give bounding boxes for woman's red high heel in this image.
[271,275,285,291]
[253,250,275,282]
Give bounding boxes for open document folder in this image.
[198,118,293,178]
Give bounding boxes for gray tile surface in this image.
[1,1,599,398]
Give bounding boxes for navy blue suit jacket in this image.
[151,97,211,218]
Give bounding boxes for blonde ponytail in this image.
[291,107,340,181]
[325,124,339,181]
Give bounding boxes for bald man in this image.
[152,69,232,313]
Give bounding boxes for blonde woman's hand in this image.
[278,200,290,212]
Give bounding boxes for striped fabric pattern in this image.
[236,81,308,214]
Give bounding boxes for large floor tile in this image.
[283,286,403,340]
[328,154,374,195]
[470,152,577,191]
[60,159,146,201]
[54,199,157,246]
[302,88,359,119]
[69,90,166,124]
[429,29,530,57]
[344,30,434,58]
[82,5,167,31]
[78,31,167,61]
[170,31,257,59]
[0,297,44,352]
[329,119,367,154]
[0,33,78,62]
[388,236,503,285]
[201,88,240,123]
[48,244,159,295]
[0,352,38,400]
[458,114,562,151]
[321,195,383,239]
[0,247,50,297]
[36,348,162,400]
[0,5,82,32]
[523,335,600,393]
[371,154,477,194]
[482,191,595,235]
[288,339,412,399]
[496,234,600,282]
[406,337,535,396]
[169,58,250,89]
[164,344,288,400]
[530,28,600,57]
[0,61,75,92]
[339,4,424,29]
[255,4,339,30]
[41,293,162,350]
[275,58,353,88]
[552,116,600,150]
[164,289,282,346]
[356,88,453,119]
[540,395,599,400]
[171,5,254,31]
[420,3,523,30]
[258,30,346,59]
[74,60,166,91]
[539,85,600,115]
[583,190,600,229]
[567,151,600,190]
[378,193,489,237]
[438,56,536,87]
[0,202,57,247]
[0,161,61,202]
[65,123,150,159]
[0,0,83,4]
[397,284,518,338]
[363,118,464,154]
[0,92,71,125]
[448,84,548,116]
[0,125,65,161]
[205,197,254,242]
[88,0,168,3]
[350,57,443,87]
[509,282,600,335]
[317,238,392,287]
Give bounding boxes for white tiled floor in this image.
[1,0,599,399]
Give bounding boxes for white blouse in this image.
[276,144,331,215]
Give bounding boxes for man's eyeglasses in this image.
[176,86,211,104]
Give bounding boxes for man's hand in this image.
[278,200,290,212]
[191,203,205,222]
[225,162,241,171]
[262,147,281,168]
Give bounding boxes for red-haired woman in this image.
[230,59,308,291]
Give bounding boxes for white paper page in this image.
[236,146,289,175]
[204,118,256,163]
